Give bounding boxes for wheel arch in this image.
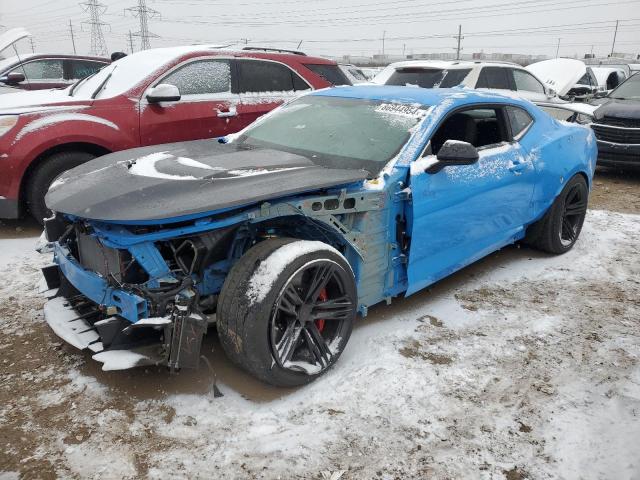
[19,142,112,207]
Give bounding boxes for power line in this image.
[126,0,160,50]
[81,0,109,56]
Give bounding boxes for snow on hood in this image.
[526,59,586,97]
[0,88,81,114]
[0,27,31,53]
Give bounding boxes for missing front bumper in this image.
[43,296,166,371]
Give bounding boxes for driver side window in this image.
[429,107,510,155]
[160,59,231,96]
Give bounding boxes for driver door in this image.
[139,58,242,145]
[406,105,537,295]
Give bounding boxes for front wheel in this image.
[217,238,357,387]
[26,151,96,224]
[524,174,589,254]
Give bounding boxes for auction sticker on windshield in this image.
[375,103,426,118]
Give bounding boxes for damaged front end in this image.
[40,213,234,371]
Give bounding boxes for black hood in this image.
[45,139,371,222]
[593,98,640,121]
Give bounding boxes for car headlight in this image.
[0,115,18,137]
[575,113,593,125]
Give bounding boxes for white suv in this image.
[373,61,553,99]
[372,60,596,121]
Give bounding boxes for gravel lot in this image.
[0,169,638,479]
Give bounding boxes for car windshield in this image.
[238,95,428,175]
[609,73,640,100]
[70,47,192,99]
[384,68,471,88]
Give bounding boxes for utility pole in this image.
[128,30,135,53]
[382,30,386,56]
[610,20,619,57]
[556,38,561,58]
[454,25,463,60]
[29,38,35,53]
[81,0,109,56]
[126,0,160,51]
[69,20,77,54]
[403,43,406,57]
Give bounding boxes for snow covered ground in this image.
[0,208,638,479]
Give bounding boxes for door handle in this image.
[508,161,528,173]
[216,106,237,118]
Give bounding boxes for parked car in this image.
[40,86,596,385]
[371,60,593,120]
[0,45,350,223]
[373,60,555,100]
[338,63,369,84]
[526,58,600,102]
[0,27,109,93]
[0,54,109,92]
[591,66,627,93]
[589,73,640,169]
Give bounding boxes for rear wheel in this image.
[217,238,357,387]
[525,175,588,254]
[27,151,96,224]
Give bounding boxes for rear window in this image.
[506,106,534,138]
[385,68,470,88]
[237,60,310,93]
[305,64,351,86]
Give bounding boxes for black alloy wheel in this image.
[270,259,355,375]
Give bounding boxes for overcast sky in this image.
[1,0,639,59]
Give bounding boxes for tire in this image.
[217,238,357,387]
[27,151,96,224]
[524,175,588,254]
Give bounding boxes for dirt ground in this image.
[0,169,638,479]
[589,167,640,215]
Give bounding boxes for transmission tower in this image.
[126,0,160,50]
[81,0,109,56]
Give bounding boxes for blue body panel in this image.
[54,243,148,322]
[51,86,597,319]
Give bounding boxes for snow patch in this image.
[14,113,119,142]
[410,154,439,176]
[247,241,344,304]
[127,152,199,181]
[91,350,152,371]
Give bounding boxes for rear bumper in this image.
[0,196,19,219]
[596,140,640,168]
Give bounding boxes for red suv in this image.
[0,46,350,222]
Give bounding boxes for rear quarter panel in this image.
[527,112,596,222]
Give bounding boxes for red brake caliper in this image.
[315,288,328,333]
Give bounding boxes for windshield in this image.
[71,47,193,99]
[384,68,471,88]
[609,73,640,100]
[238,95,428,174]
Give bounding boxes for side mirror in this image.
[146,84,181,103]
[594,90,608,99]
[546,87,557,99]
[427,140,479,173]
[1,72,26,85]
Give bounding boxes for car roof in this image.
[385,60,522,70]
[312,85,533,108]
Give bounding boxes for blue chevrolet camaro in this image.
[41,86,596,386]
